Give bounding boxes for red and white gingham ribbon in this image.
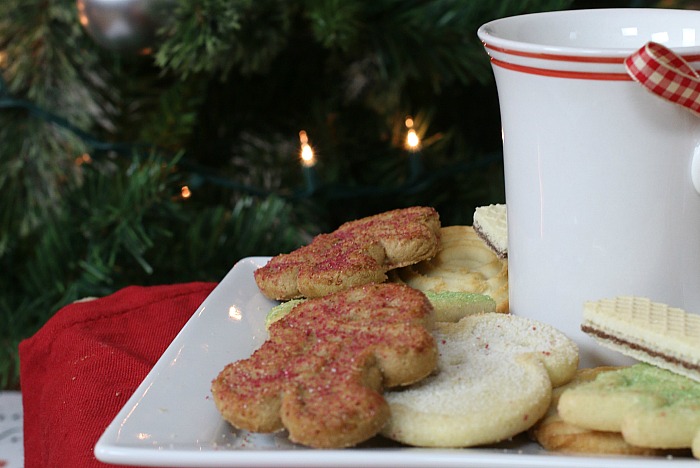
[625,41,700,116]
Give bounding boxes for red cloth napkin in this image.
[19,282,216,468]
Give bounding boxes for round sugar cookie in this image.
[381,313,579,448]
[390,226,508,313]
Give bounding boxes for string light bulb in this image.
[404,115,424,178]
[406,129,420,151]
[299,130,316,167]
[404,116,421,151]
[75,153,93,166]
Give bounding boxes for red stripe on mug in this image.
[484,43,622,63]
[484,42,700,65]
[490,58,631,81]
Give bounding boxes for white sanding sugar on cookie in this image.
[381,313,579,448]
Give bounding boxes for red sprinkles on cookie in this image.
[211,283,437,448]
[253,206,440,300]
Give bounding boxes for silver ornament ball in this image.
[77,0,174,54]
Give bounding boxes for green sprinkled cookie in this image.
[423,290,496,322]
[558,363,700,454]
[265,290,496,329]
[265,298,305,329]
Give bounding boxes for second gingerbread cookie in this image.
[254,206,441,300]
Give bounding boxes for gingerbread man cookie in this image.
[211,283,437,448]
[254,206,441,300]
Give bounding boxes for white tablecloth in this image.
[0,392,23,468]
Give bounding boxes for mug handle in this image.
[693,149,700,195]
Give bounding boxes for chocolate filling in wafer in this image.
[581,325,700,372]
[473,224,507,259]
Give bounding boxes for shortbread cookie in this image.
[265,290,496,328]
[390,226,508,313]
[581,296,700,382]
[254,206,440,300]
[558,363,700,453]
[381,313,578,447]
[473,203,507,258]
[531,366,677,456]
[211,283,437,448]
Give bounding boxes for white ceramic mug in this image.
[478,8,700,367]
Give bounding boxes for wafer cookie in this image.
[473,203,507,258]
[581,296,700,382]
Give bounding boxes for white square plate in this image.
[95,257,697,467]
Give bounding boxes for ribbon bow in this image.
[625,41,700,115]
